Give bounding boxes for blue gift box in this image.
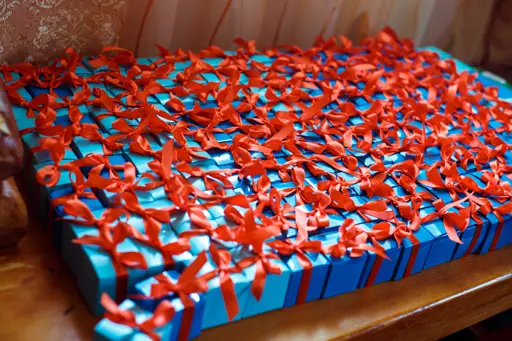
[270,238,330,307]
[10,105,30,121]
[476,198,512,254]
[310,232,368,298]
[47,186,103,250]
[201,188,245,219]
[31,159,78,209]
[357,222,401,287]
[230,244,291,319]
[0,70,21,84]
[457,174,502,255]
[294,203,347,236]
[26,84,73,98]
[32,146,78,165]
[61,223,172,315]
[171,211,214,255]
[94,299,173,341]
[418,206,464,269]
[451,210,490,259]
[94,175,154,205]
[14,114,36,130]
[393,224,435,280]
[134,270,205,340]
[208,148,236,167]
[134,176,167,202]
[181,252,250,329]
[16,86,32,101]
[390,185,435,211]
[72,135,109,158]
[477,71,512,100]
[417,46,475,74]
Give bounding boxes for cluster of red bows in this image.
[3,26,512,340]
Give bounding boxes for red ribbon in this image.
[150,251,209,341]
[202,245,242,321]
[5,27,512,329]
[101,293,175,341]
[233,209,282,300]
[266,209,323,304]
[70,212,148,301]
[421,196,472,244]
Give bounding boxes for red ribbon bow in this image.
[101,293,175,341]
[233,209,282,300]
[266,209,322,304]
[421,196,472,244]
[327,219,387,259]
[202,245,242,321]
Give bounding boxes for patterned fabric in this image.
[0,0,127,64]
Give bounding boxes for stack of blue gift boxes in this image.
[3,30,512,341]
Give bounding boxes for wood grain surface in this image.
[0,221,511,341]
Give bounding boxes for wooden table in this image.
[1,222,511,341]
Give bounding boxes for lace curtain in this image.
[0,0,500,66]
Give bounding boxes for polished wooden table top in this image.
[1,223,511,341]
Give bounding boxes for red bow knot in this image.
[101,293,175,341]
[150,251,210,305]
[202,245,241,321]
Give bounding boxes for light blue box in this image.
[134,271,205,340]
[61,224,169,315]
[204,188,245,219]
[32,160,76,189]
[135,176,167,201]
[311,232,368,298]
[11,105,29,120]
[272,238,330,307]
[393,226,435,280]
[94,299,173,341]
[230,245,291,319]
[295,204,347,236]
[171,211,213,255]
[358,222,401,287]
[417,46,475,74]
[452,213,489,259]
[249,55,274,66]
[419,206,462,269]
[14,115,36,131]
[47,186,103,251]
[477,197,512,253]
[32,147,78,164]
[182,252,250,329]
[72,135,111,158]
[0,70,21,84]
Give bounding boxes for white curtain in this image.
[120,0,497,64]
[0,0,498,65]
